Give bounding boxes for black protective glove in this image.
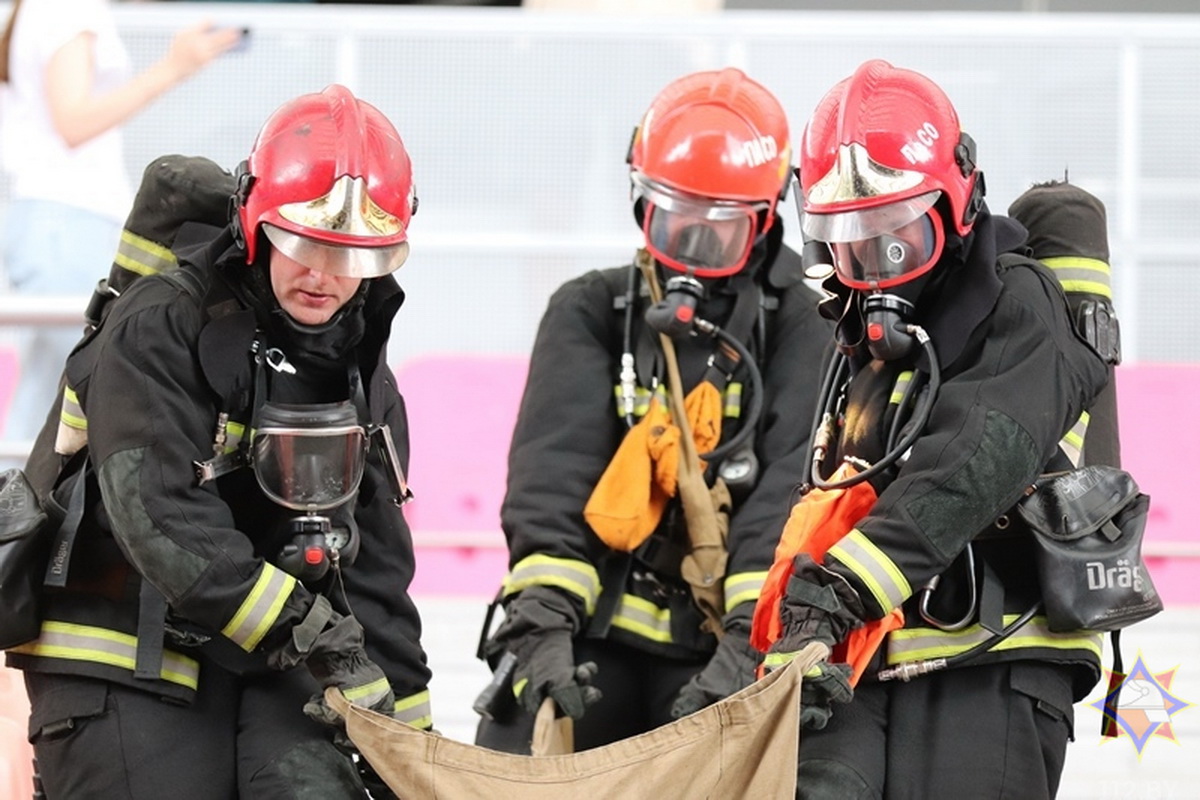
[670,612,762,719]
[764,554,865,730]
[485,585,602,721]
[268,595,395,727]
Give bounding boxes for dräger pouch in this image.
[1018,465,1162,632]
[0,468,56,649]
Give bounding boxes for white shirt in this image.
[1,0,134,221]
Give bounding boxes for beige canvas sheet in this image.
[329,651,814,799]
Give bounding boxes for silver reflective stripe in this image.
[1058,411,1089,469]
[221,563,297,652]
[610,385,667,419]
[502,554,602,615]
[724,570,767,612]
[887,615,1103,663]
[343,675,393,710]
[393,689,433,729]
[60,385,87,432]
[610,384,743,420]
[1042,257,1112,300]
[611,594,672,643]
[9,620,200,690]
[114,229,177,277]
[889,371,914,405]
[827,529,911,613]
[224,421,248,454]
[723,382,743,419]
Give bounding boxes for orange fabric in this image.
[584,399,675,551]
[684,380,722,458]
[584,384,724,553]
[750,463,904,685]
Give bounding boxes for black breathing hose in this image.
[692,318,764,464]
[809,324,942,491]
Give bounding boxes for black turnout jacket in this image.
[9,227,432,722]
[817,209,1111,700]
[498,233,833,660]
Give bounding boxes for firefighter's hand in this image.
[670,621,761,719]
[762,555,866,728]
[484,586,601,720]
[268,596,396,724]
[512,629,602,720]
[799,660,853,730]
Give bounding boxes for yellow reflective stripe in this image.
[344,676,393,711]
[724,570,767,612]
[828,529,911,613]
[60,385,87,431]
[393,689,433,729]
[762,651,799,670]
[889,371,914,405]
[723,382,743,419]
[1042,256,1112,300]
[224,421,247,455]
[221,563,297,652]
[611,384,742,420]
[611,593,672,643]
[887,615,1103,663]
[9,620,200,690]
[502,555,601,615]
[114,230,177,277]
[512,677,528,700]
[1058,410,1089,469]
[614,385,666,419]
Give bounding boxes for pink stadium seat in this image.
[0,345,20,438]
[1115,363,1200,604]
[394,354,528,596]
[390,357,1199,603]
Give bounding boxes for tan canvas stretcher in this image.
[326,646,822,799]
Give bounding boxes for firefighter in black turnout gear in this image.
[751,60,1112,799]
[7,86,432,798]
[474,69,832,753]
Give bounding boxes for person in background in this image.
[474,68,831,753]
[0,0,241,447]
[7,85,431,799]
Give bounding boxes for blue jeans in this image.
[1,199,119,449]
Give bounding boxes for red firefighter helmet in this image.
[798,60,984,291]
[237,84,417,278]
[629,68,792,278]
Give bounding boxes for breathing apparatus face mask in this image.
[805,194,948,362]
[252,400,367,581]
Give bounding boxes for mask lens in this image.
[645,206,754,275]
[631,173,766,277]
[252,402,366,511]
[829,211,943,290]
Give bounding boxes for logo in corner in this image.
[1091,651,1192,756]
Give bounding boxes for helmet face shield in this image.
[802,191,945,290]
[264,224,409,279]
[634,174,767,277]
[252,402,367,512]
